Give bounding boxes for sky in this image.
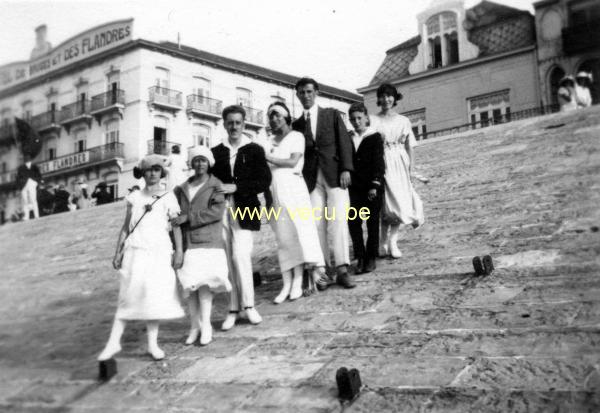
[0,0,536,92]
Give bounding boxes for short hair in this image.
[171,145,180,154]
[348,102,370,126]
[222,105,246,121]
[267,101,292,125]
[295,77,320,91]
[376,83,402,107]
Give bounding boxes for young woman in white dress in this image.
[171,146,231,346]
[264,102,326,303]
[374,83,424,259]
[98,155,185,361]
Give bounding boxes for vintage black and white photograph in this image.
[0,0,599,411]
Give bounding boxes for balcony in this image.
[0,169,17,191]
[90,89,125,125]
[148,86,182,114]
[242,106,264,129]
[0,123,14,147]
[562,19,600,55]
[59,100,92,133]
[37,142,125,177]
[186,95,222,121]
[30,111,61,135]
[147,139,179,155]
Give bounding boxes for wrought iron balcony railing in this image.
[91,89,125,112]
[147,139,179,156]
[186,95,222,117]
[242,106,264,126]
[148,86,182,108]
[60,100,92,123]
[30,111,59,132]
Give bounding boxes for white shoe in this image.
[389,241,402,258]
[199,323,212,346]
[148,346,165,361]
[245,307,262,325]
[97,343,121,361]
[221,312,237,331]
[184,328,200,345]
[273,291,289,304]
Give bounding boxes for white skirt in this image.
[177,248,232,294]
[116,246,185,320]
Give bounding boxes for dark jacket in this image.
[16,163,42,190]
[350,132,385,192]
[54,189,71,213]
[174,175,226,250]
[92,187,113,205]
[292,106,353,192]
[211,142,271,231]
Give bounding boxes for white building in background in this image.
[0,19,360,222]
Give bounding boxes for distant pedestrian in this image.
[53,184,71,213]
[37,181,55,216]
[557,75,577,112]
[373,83,424,259]
[97,154,184,361]
[16,154,42,220]
[71,180,90,209]
[91,182,113,205]
[575,71,593,108]
[167,145,189,190]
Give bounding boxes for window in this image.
[426,12,458,68]
[549,66,566,106]
[107,71,120,104]
[193,77,211,102]
[569,0,600,26]
[155,67,170,92]
[236,87,253,107]
[74,129,87,152]
[192,123,211,147]
[48,147,56,160]
[22,101,32,121]
[468,90,510,128]
[105,119,120,145]
[403,109,427,140]
[1,109,11,127]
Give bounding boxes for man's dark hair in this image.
[171,145,180,154]
[222,105,246,121]
[295,77,320,91]
[348,102,370,126]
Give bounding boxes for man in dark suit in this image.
[16,155,42,220]
[347,103,385,274]
[292,77,355,289]
[211,105,271,330]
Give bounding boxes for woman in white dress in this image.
[374,83,424,258]
[264,102,326,303]
[171,146,231,346]
[98,154,185,361]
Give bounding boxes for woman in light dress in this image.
[373,83,424,259]
[98,154,185,361]
[171,146,231,346]
[264,102,326,303]
[557,75,577,112]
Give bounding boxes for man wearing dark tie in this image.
[292,77,355,289]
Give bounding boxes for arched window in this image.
[73,128,87,153]
[105,119,120,145]
[236,87,253,108]
[548,66,566,107]
[426,11,458,68]
[193,77,211,102]
[152,115,169,154]
[192,123,211,147]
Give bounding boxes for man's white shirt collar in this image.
[223,134,252,151]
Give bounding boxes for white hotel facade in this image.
[0,19,360,221]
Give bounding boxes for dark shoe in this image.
[354,258,365,274]
[482,255,494,275]
[472,256,485,276]
[336,367,362,400]
[336,272,356,289]
[363,258,376,273]
[314,270,330,291]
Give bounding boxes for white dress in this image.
[116,190,185,320]
[177,182,232,294]
[267,131,325,272]
[374,113,424,227]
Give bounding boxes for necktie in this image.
[305,112,314,141]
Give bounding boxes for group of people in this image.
[98,78,424,361]
[557,71,594,112]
